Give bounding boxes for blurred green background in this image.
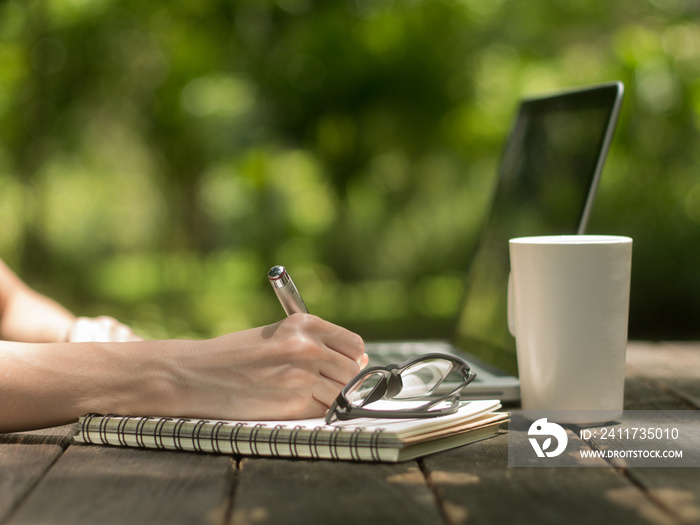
[1,0,699,341]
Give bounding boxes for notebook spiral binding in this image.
[76,414,389,462]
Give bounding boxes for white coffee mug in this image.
[508,235,633,424]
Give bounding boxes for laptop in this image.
[366,82,625,403]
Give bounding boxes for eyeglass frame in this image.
[325,353,477,425]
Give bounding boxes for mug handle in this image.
[507,272,516,337]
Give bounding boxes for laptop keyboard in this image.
[365,341,485,383]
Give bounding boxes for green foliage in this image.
[1,0,699,339]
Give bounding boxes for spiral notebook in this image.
[74,400,506,463]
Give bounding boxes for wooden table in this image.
[2,341,699,525]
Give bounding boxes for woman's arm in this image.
[0,259,76,342]
[0,314,366,433]
[0,259,139,343]
[0,259,367,433]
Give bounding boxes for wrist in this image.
[104,338,207,418]
[74,340,168,417]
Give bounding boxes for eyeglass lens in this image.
[345,358,462,407]
[393,358,456,399]
[345,372,387,406]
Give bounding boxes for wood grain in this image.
[620,342,700,524]
[421,433,679,525]
[5,445,235,525]
[0,424,75,522]
[230,457,443,525]
[626,342,700,408]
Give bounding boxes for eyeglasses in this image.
[325,353,476,425]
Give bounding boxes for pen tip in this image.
[268,265,286,279]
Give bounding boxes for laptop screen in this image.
[451,83,624,376]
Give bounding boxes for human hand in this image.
[67,316,143,343]
[158,314,366,421]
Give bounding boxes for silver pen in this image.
[268,265,309,316]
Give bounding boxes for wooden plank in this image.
[621,343,700,523]
[583,411,700,524]
[626,342,700,408]
[0,423,77,445]
[5,444,235,525]
[0,424,75,523]
[230,458,443,525]
[623,376,691,410]
[623,469,700,524]
[421,433,680,525]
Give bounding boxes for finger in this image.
[99,317,120,340]
[69,316,142,343]
[304,397,333,419]
[322,333,365,365]
[318,353,360,387]
[94,316,142,342]
[312,377,346,409]
[360,353,369,369]
[68,317,98,342]
[111,322,141,342]
[292,315,365,362]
